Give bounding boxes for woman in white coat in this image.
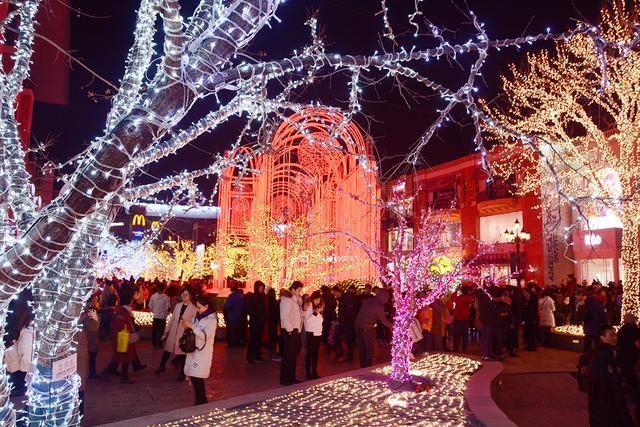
[538,289,556,347]
[182,295,218,405]
[156,287,197,381]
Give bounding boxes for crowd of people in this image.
[7,270,638,422]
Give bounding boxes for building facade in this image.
[382,153,549,286]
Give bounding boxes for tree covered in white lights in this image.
[485,1,640,319]
[0,0,634,424]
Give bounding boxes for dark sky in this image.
[31,0,602,198]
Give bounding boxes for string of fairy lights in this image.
[0,0,639,424]
[154,354,481,427]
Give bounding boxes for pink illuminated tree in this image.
[381,205,470,383]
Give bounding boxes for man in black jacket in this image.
[355,289,392,368]
[338,285,358,362]
[476,286,499,361]
[321,285,336,346]
[587,324,633,427]
[246,280,267,363]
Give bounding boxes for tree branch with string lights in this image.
[484,1,640,319]
[373,202,471,384]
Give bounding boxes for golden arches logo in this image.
[131,214,146,227]
[151,220,161,231]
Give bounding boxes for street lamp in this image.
[504,219,530,287]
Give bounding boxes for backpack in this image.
[577,350,594,392]
[179,328,207,353]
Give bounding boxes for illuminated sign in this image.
[584,234,602,246]
[131,214,146,227]
[151,220,161,231]
[131,214,146,241]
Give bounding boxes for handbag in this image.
[179,328,207,353]
[116,328,130,353]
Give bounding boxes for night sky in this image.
[30,0,602,198]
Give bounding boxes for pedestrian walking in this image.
[355,289,392,368]
[452,286,472,353]
[149,283,171,348]
[303,291,323,380]
[587,324,633,427]
[156,287,197,381]
[183,295,218,405]
[539,289,556,347]
[224,286,244,348]
[246,280,267,363]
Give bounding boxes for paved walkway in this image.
[84,336,589,426]
[84,339,391,426]
[492,347,588,427]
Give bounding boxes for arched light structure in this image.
[216,109,379,288]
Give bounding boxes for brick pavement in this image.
[84,338,392,426]
[491,347,588,427]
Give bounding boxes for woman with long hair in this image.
[156,287,197,381]
[303,290,324,380]
[182,295,218,405]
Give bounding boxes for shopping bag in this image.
[116,329,130,353]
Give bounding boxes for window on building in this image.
[579,258,616,284]
[388,228,414,251]
[479,211,524,243]
[442,221,462,247]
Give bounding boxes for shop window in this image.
[388,228,414,251]
[579,258,615,284]
[479,212,523,243]
[442,222,462,247]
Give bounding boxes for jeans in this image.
[523,321,537,350]
[340,323,355,360]
[356,327,376,368]
[99,308,114,339]
[247,318,265,360]
[280,330,301,385]
[507,322,520,354]
[426,332,442,351]
[305,333,321,376]
[227,319,241,347]
[540,325,552,347]
[151,318,167,348]
[481,324,496,358]
[453,319,469,352]
[191,377,207,405]
[88,351,98,377]
[584,333,598,352]
[159,351,186,378]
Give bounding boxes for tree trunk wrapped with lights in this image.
[373,206,469,383]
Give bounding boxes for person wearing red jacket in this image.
[452,286,473,353]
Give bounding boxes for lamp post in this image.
[504,219,530,287]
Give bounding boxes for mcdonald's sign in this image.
[131,214,146,227]
[151,220,161,231]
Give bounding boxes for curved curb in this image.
[465,362,517,427]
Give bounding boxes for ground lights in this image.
[154,354,481,427]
